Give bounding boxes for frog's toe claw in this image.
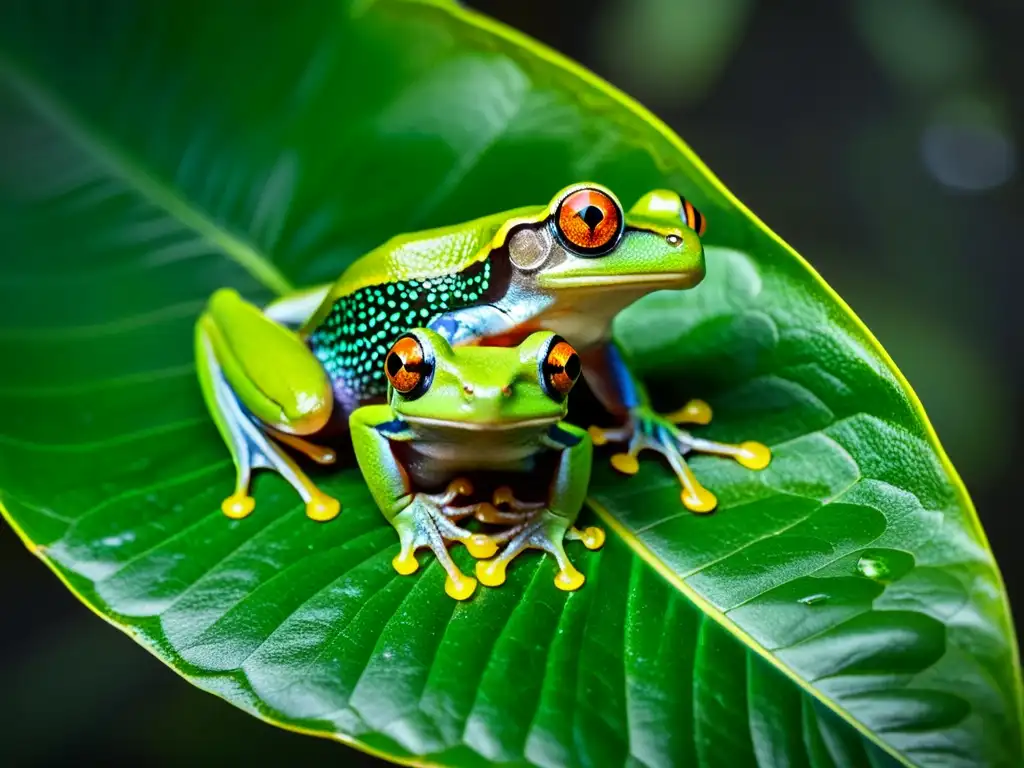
[465,533,498,559]
[610,453,640,475]
[445,572,478,601]
[221,493,255,520]
[664,398,712,425]
[305,493,341,522]
[476,558,508,588]
[587,425,608,446]
[736,441,772,470]
[554,565,586,592]
[392,549,420,575]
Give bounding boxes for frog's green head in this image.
[498,183,707,292]
[383,328,581,428]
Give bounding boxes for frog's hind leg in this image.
[196,287,341,519]
[194,302,340,522]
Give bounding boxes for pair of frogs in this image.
[196,184,770,600]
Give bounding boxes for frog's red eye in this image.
[680,196,707,236]
[555,188,624,256]
[541,336,582,400]
[385,334,433,398]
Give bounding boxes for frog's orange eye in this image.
[385,334,434,399]
[541,336,582,400]
[680,196,707,236]
[555,187,624,256]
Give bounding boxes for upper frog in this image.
[304,183,706,411]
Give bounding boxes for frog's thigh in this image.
[195,288,340,521]
[200,287,333,435]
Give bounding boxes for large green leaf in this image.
[0,1,1019,765]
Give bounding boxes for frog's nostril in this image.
[463,383,474,398]
[501,385,513,398]
[666,234,682,247]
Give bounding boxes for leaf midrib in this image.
[0,56,294,297]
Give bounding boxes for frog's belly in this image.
[402,441,538,490]
[411,440,537,469]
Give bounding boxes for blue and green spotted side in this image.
[307,258,494,410]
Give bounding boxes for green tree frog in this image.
[349,328,603,600]
[195,182,770,522]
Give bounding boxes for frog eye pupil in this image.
[564,352,581,380]
[580,205,604,229]
[386,352,403,377]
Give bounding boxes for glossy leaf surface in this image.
[0,1,1019,766]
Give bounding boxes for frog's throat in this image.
[399,415,561,431]
[537,272,700,290]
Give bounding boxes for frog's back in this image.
[305,206,539,413]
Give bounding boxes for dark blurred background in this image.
[2,0,1021,763]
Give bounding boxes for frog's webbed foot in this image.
[197,335,340,522]
[588,400,771,514]
[390,478,498,601]
[475,494,605,592]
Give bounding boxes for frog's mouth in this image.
[537,272,701,290]
[401,415,561,431]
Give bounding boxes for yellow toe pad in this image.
[476,559,508,587]
[306,494,341,522]
[392,550,419,575]
[445,573,478,601]
[736,441,772,470]
[610,453,639,475]
[554,568,585,592]
[492,486,515,507]
[581,526,606,550]
[682,486,718,513]
[221,494,255,520]
[666,399,712,425]
[465,533,498,559]
[587,426,608,446]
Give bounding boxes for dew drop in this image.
[857,554,891,581]
[798,593,829,606]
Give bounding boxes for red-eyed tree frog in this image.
[349,328,604,600]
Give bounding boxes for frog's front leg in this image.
[350,406,498,601]
[195,287,341,522]
[476,424,604,591]
[583,341,771,513]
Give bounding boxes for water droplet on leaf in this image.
[857,554,891,581]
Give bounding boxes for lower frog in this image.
[350,328,604,600]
